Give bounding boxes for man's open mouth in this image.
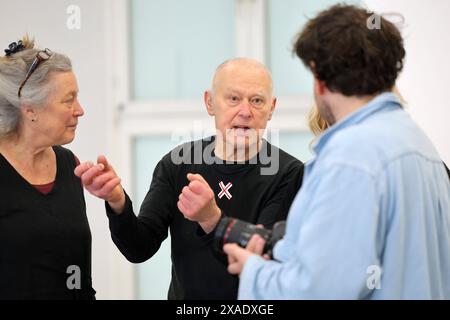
[231,126,253,137]
[232,125,251,130]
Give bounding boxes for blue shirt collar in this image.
[312,92,403,154]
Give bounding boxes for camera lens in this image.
[214,217,272,253]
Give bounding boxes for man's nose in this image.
[237,100,252,117]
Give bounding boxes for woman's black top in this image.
[0,146,95,299]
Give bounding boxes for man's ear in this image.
[267,97,277,121]
[204,90,215,116]
[314,78,327,96]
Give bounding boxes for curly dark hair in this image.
[293,4,405,96]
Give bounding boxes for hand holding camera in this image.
[214,217,286,258]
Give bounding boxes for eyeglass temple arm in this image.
[18,58,40,98]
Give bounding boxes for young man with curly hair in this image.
[224,4,450,300]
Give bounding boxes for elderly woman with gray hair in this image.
[0,36,95,299]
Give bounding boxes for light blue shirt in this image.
[239,93,450,299]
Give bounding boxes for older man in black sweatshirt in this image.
[75,58,304,299]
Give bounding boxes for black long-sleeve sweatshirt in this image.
[105,137,304,299]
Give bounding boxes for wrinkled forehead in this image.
[212,60,273,96]
[46,71,79,97]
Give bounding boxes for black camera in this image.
[213,217,286,258]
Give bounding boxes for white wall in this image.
[0,0,133,299]
[364,0,450,164]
